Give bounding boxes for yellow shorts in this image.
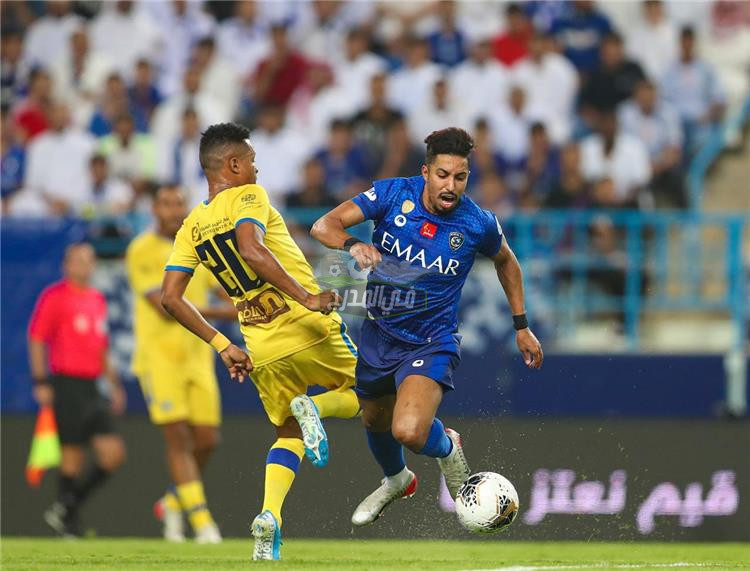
[250,320,357,426]
[136,353,221,427]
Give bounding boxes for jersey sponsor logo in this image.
[192,223,202,243]
[240,193,257,204]
[449,232,465,251]
[412,359,424,367]
[394,214,407,227]
[380,231,460,276]
[235,287,290,326]
[401,200,415,214]
[363,188,377,201]
[420,222,438,239]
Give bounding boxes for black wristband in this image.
[33,376,50,386]
[343,237,363,252]
[512,313,529,331]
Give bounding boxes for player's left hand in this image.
[110,385,127,416]
[304,290,342,315]
[516,328,543,369]
[220,344,254,383]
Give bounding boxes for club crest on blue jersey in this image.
[449,232,465,251]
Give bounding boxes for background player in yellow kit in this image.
[126,186,236,543]
[160,123,360,560]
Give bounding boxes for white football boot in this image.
[251,510,281,560]
[351,469,418,526]
[290,394,329,467]
[437,428,470,499]
[153,497,185,543]
[195,522,222,544]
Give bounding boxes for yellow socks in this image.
[164,486,181,511]
[176,480,214,531]
[311,388,360,419]
[261,438,304,528]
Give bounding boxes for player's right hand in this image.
[349,243,382,271]
[33,383,54,406]
[304,290,342,314]
[220,344,253,383]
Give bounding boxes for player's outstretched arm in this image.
[492,239,544,369]
[235,221,341,314]
[311,200,382,269]
[161,269,253,382]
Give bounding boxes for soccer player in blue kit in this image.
[311,127,543,525]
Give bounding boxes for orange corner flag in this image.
[25,405,62,488]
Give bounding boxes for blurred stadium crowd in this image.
[1,0,749,226]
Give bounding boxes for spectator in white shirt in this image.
[151,65,226,148]
[145,0,216,97]
[450,35,510,125]
[287,64,357,152]
[157,107,205,209]
[292,0,374,64]
[625,0,678,81]
[334,28,388,111]
[51,25,114,129]
[512,32,578,144]
[620,80,685,207]
[89,1,161,81]
[191,36,241,121]
[387,36,443,115]
[487,86,542,168]
[250,104,313,205]
[408,77,471,146]
[80,153,134,217]
[216,0,270,78]
[661,26,726,157]
[581,111,652,207]
[13,103,95,217]
[22,1,83,70]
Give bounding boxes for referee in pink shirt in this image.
[28,243,126,537]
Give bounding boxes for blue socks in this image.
[366,430,406,477]
[418,418,453,458]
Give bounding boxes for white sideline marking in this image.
[464,564,714,571]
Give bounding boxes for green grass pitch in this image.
[1,539,748,570]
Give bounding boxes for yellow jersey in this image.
[126,230,215,375]
[165,184,337,367]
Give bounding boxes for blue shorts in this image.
[354,319,461,400]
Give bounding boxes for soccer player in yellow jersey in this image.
[126,186,236,544]
[160,123,360,560]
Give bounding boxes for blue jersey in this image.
[351,175,503,344]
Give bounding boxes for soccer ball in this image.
[455,472,519,533]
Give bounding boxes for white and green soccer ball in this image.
[455,472,520,533]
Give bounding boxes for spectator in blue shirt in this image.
[551,1,613,74]
[128,59,163,128]
[427,0,467,68]
[1,107,26,205]
[314,118,372,201]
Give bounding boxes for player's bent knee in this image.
[391,422,428,451]
[275,416,303,439]
[98,437,126,471]
[194,428,221,454]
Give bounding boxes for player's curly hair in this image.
[199,122,251,172]
[424,127,474,164]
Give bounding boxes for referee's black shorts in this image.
[51,375,117,445]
